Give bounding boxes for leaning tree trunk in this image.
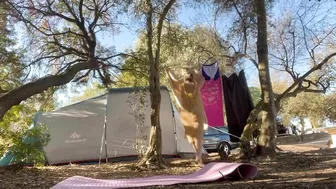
[238,101,262,159]
[240,101,263,141]
[255,0,277,158]
[0,61,91,121]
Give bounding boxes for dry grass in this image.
[1,148,336,189]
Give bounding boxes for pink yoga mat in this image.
[201,78,225,127]
[51,162,258,189]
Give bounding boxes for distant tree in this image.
[249,86,261,106]
[70,82,107,104]
[0,1,23,95]
[323,93,336,122]
[280,92,325,140]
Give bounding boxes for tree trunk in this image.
[137,0,176,168]
[136,70,165,167]
[300,117,305,142]
[255,0,277,158]
[137,30,164,166]
[239,106,262,160]
[240,101,263,141]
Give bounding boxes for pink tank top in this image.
[200,62,225,127]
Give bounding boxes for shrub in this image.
[9,123,50,166]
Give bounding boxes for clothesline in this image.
[171,107,240,140]
[208,126,241,140]
[168,62,254,144]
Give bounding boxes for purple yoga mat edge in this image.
[51,162,258,189]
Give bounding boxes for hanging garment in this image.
[222,70,254,142]
[200,62,225,127]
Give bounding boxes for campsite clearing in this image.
[1,147,335,189]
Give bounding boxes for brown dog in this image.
[165,67,208,166]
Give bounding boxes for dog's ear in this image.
[190,66,200,75]
[193,68,200,74]
[191,65,201,73]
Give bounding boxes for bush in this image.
[9,124,50,166]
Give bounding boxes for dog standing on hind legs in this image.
[165,67,208,167]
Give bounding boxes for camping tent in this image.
[31,86,198,165]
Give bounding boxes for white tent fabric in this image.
[35,86,199,165]
[105,88,177,158]
[35,95,107,165]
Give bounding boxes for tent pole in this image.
[172,106,178,154]
[99,95,109,165]
[98,116,106,165]
[104,116,108,163]
[104,95,108,163]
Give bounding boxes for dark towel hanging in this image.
[222,70,254,142]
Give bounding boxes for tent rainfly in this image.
[33,86,199,165]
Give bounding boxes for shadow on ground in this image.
[0,148,336,189]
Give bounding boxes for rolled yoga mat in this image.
[51,162,258,189]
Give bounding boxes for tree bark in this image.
[137,0,175,168]
[0,60,92,121]
[299,117,305,142]
[137,15,164,166]
[255,0,277,158]
[239,103,262,160]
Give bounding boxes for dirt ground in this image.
[0,146,336,189]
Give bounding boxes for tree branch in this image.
[154,0,176,65]
[232,0,248,54]
[243,54,258,67]
[276,52,336,105]
[146,0,154,63]
[44,0,77,23]
[0,59,95,120]
[60,0,81,24]
[73,70,91,82]
[79,0,85,23]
